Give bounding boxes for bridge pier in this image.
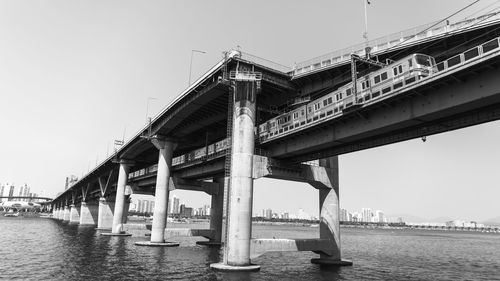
[136,138,179,247]
[310,157,352,266]
[197,177,224,246]
[62,205,71,222]
[102,161,132,236]
[97,197,114,230]
[79,201,99,226]
[69,204,80,224]
[53,207,60,220]
[211,79,260,271]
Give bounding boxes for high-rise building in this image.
[137,200,143,213]
[340,208,350,222]
[265,209,272,219]
[0,184,4,202]
[8,185,16,200]
[173,196,180,214]
[143,201,150,213]
[375,210,385,223]
[361,208,373,223]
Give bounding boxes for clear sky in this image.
[0,0,499,222]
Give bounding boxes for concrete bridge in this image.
[51,12,500,271]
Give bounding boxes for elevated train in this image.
[258,53,436,142]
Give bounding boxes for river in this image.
[0,217,499,280]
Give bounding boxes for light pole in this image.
[189,49,206,86]
[145,97,158,124]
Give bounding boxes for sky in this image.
[0,0,499,222]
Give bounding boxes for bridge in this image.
[50,11,500,271]
[0,196,52,201]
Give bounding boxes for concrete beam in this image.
[171,178,220,195]
[253,155,335,189]
[250,238,335,259]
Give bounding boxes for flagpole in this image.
[364,0,369,45]
[363,0,371,57]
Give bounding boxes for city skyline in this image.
[0,0,499,222]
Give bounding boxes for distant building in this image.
[265,209,272,219]
[180,204,193,218]
[375,210,385,223]
[65,175,78,190]
[8,185,15,200]
[172,196,180,214]
[340,208,350,222]
[361,208,372,223]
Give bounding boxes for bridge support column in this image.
[62,205,71,222]
[197,177,224,246]
[102,161,132,236]
[136,138,178,247]
[53,207,60,219]
[97,197,114,230]
[79,202,98,226]
[310,156,352,266]
[211,79,260,271]
[69,204,80,224]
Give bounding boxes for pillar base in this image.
[134,241,180,247]
[310,258,353,266]
[210,263,261,272]
[196,241,221,247]
[100,232,132,237]
[95,227,111,231]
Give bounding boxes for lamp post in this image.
[189,49,206,86]
[145,97,158,124]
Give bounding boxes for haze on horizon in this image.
[0,0,498,222]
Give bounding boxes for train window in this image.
[327,97,333,104]
[381,72,388,80]
[314,103,320,110]
[301,109,305,116]
[393,67,397,76]
[323,99,328,106]
[346,88,352,96]
[308,107,312,113]
[416,55,432,66]
[293,112,299,119]
[374,75,381,84]
[408,59,412,67]
[398,65,403,73]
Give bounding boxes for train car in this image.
[351,53,436,106]
[193,147,206,160]
[261,53,437,142]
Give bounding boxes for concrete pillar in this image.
[209,178,224,244]
[211,80,260,271]
[150,139,174,243]
[62,205,71,221]
[79,202,99,226]
[311,156,351,266]
[97,197,114,229]
[53,207,59,219]
[69,204,80,224]
[111,162,130,234]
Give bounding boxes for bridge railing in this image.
[293,11,500,78]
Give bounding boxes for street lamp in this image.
[189,49,206,86]
[145,97,158,124]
